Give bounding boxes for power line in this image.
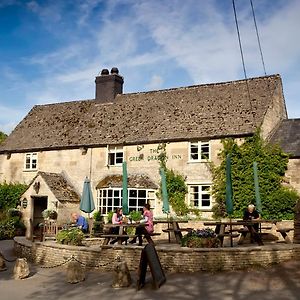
[232,0,248,80]
[250,0,267,76]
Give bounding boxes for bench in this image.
[162,228,193,243]
[217,233,240,247]
[276,228,294,243]
[100,234,137,245]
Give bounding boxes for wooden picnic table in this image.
[153,220,191,243]
[102,223,147,245]
[203,219,279,246]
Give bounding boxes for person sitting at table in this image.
[110,208,127,244]
[71,212,88,233]
[129,203,154,246]
[242,204,262,245]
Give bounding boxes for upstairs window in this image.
[24,153,38,170]
[189,141,210,161]
[107,146,123,166]
[189,184,212,210]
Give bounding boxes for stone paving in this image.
[1,239,300,300]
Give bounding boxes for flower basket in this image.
[42,209,58,220]
[181,228,220,248]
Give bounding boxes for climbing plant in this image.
[211,131,299,220]
[157,143,199,216]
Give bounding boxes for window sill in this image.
[187,160,211,164]
[23,169,38,172]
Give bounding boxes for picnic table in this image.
[203,219,278,246]
[102,223,148,245]
[153,220,192,244]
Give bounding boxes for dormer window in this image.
[189,141,210,162]
[107,146,123,166]
[24,153,38,170]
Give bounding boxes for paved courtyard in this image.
[1,239,300,300]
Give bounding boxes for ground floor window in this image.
[96,188,156,215]
[188,184,212,210]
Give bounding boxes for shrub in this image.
[129,210,142,221]
[7,208,22,218]
[93,211,103,222]
[0,216,26,240]
[56,228,84,246]
[0,182,28,211]
[107,211,114,223]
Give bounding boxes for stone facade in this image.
[14,235,300,273]
[285,159,300,193]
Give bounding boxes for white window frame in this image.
[188,141,211,162]
[96,187,155,215]
[188,184,212,210]
[107,146,124,166]
[24,153,38,171]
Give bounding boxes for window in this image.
[24,153,38,170]
[107,146,123,166]
[189,141,210,161]
[96,188,155,215]
[189,184,212,210]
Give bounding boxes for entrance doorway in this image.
[32,196,48,230]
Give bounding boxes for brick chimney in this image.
[95,67,124,102]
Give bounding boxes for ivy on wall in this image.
[211,132,299,220]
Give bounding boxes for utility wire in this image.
[250,0,267,76]
[232,0,253,112]
[232,0,248,80]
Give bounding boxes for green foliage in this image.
[157,143,189,216]
[0,131,7,144]
[0,215,25,240]
[56,228,84,246]
[93,210,103,222]
[41,209,58,220]
[0,182,28,211]
[181,229,219,248]
[129,210,142,221]
[107,211,114,223]
[212,131,299,220]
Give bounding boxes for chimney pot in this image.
[95,67,124,103]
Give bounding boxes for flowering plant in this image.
[42,209,58,220]
[181,228,219,248]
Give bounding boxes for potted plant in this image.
[42,209,58,220]
[181,228,220,248]
[56,228,84,246]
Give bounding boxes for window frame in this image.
[107,146,124,166]
[188,183,212,210]
[96,187,156,215]
[24,152,38,171]
[188,141,211,162]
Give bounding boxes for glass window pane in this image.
[202,186,210,192]
[108,189,113,197]
[107,198,112,207]
[138,190,146,198]
[129,198,136,207]
[129,190,137,198]
[108,153,115,165]
[202,200,211,207]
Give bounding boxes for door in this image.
[32,196,48,229]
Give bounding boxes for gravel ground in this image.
[1,239,300,300]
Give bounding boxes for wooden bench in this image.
[162,228,193,243]
[276,228,294,243]
[100,234,137,245]
[217,232,240,247]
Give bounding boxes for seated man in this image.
[242,204,262,245]
[71,212,88,233]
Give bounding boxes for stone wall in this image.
[14,237,300,273]
[285,159,300,195]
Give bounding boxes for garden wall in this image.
[14,237,300,273]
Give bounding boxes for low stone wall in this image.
[14,237,300,273]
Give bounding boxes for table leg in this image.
[173,222,183,244]
[280,232,291,243]
[249,226,263,246]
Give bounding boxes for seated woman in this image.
[110,208,126,244]
[129,203,154,246]
[71,212,88,233]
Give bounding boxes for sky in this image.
[0,0,299,134]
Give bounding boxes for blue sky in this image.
[0,0,300,134]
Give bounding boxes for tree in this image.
[212,131,299,220]
[0,131,7,144]
[0,182,28,211]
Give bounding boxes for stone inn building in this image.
[0,67,299,232]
